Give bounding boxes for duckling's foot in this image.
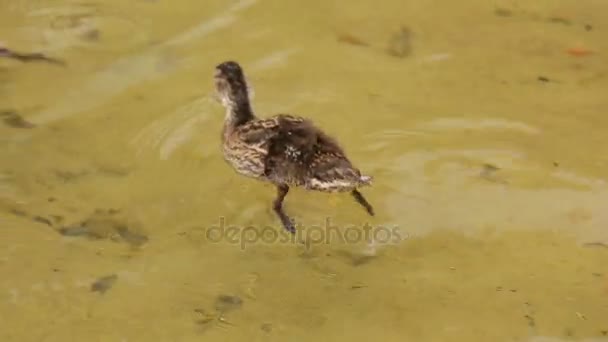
[273,184,296,234]
[351,189,375,216]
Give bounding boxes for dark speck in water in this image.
[91,274,118,294]
[582,242,608,249]
[387,26,412,58]
[9,208,28,217]
[97,165,130,177]
[261,323,273,333]
[58,209,148,247]
[351,254,375,266]
[53,169,90,182]
[585,24,593,31]
[1,110,35,129]
[214,295,243,313]
[547,17,572,25]
[0,46,65,66]
[81,28,101,41]
[537,76,551,83]
[524,314,535,328]
[99,208,121,215]
[480,163,502,181]
[479,163,508,184]
[49,215,64,224]
[494,8,514,17]
[116,225,149,246]
[53,166,129,183]
[193,308,216,326]
[33,216,53,227]
[337,33,369,47]
[58,225,98,238]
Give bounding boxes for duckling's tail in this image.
[358,175,373,186]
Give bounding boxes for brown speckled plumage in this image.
[214,61,374,233]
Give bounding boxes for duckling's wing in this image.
[239,115,313,148]
[246,115,319,184]
[238,121,280,145]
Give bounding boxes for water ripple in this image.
[417,117,540,135]
[29,0,258,126]
[130,96,213,160]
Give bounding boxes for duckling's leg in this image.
[351,189,375,216]
[273,184,296,234]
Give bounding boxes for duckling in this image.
[213,61,374,234]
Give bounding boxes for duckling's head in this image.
[214,61,249,108]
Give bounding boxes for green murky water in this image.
[1,0,607,341]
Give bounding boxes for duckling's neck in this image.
[224,91,254,127]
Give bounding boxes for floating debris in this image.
[0,110,35,129]
[493,7,595,33]
[547,17,572,26]
[566,47,593,57]
[81,28,101,42]
[350,283,367,290]
[481,163,500,173]
[4,203,62,228]
[8,208,28,217]
[53,165,130,183]
[0,46,65,66]
[494,8,514,17]
[53,169,89,182]
[337,33,369,47]
[32,216,53,227]
[214,294,243,314]
[351,254,375,266]
[387,26,412,58]
[260,323,273,333]
[537,76,551,83]
[58,209,148,247]
[524,314,536,328]
[479,163,507,184]
[194,295,242,329]
[91,274,118,294]
[194,308,216,326]
[116,226,149,246]
[582,242,608,249]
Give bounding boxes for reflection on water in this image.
[1,0,608,341]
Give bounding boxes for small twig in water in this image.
[0,46,65,66]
